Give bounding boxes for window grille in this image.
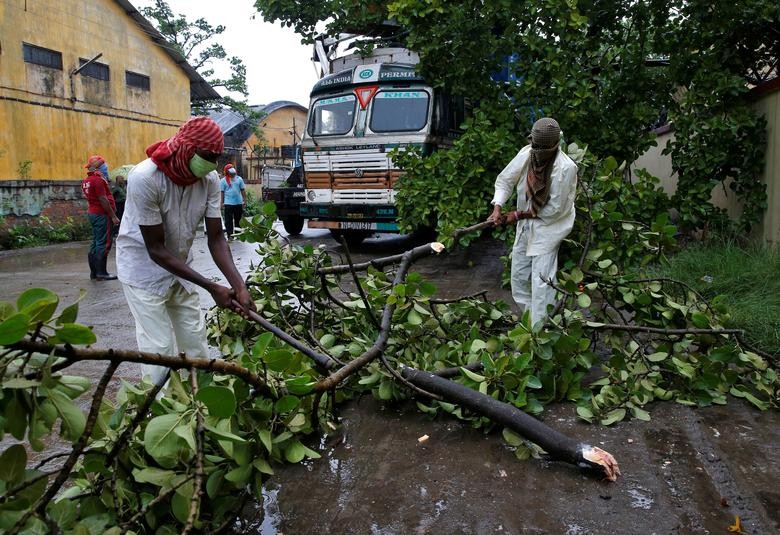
[22,43,63,70]
[125,71,150,91]
[79,58,110,81]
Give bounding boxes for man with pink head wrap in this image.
[116,117,254,384]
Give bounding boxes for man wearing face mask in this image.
[116,116,254,384]
[487,117,578,326]
[82,155,120,281]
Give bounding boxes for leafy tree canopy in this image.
[255,0,780,233]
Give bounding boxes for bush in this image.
[0,216,92,250]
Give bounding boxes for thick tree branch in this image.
[10,340,274,396]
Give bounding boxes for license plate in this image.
[340,221,375,230]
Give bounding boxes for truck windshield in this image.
[370,90,429,133]
[309,95,356,136]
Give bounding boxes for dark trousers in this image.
[224,204,243,237]
[88,213,113,259]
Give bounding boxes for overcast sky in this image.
[131,0,318,107]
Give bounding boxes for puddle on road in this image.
[626,487,655,509]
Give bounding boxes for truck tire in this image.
[329,229,370,247]
[282,216,304,236]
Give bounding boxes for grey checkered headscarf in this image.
[526,118,561,216]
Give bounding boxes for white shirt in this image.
[116,158,221,295]
[492,145,578,256]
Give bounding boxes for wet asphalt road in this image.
[0,223,778,534]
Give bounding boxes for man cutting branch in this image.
[488,118,578,326]
[116,117,254,384]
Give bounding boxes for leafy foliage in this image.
[0,216,92,250]
[1,204,778,530]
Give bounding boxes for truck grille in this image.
[304,149,403,190]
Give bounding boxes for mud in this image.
[0,224,778,534]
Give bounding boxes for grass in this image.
[649,239,780,354]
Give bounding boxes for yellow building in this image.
[0,0,218,220]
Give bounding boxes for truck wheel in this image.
[330,229,370,247]
[282,216,304,236]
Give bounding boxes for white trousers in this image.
[511,226,560,326]
[122,282,209,385]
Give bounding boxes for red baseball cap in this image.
[85,155,105,170]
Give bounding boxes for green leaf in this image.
[53,323,97,345]
[46,389,86,441]
[205,423,246,443]
[252,332,274,358]
[0,444,27,484]
[502,428,523,447]
[460,367,485,382]
[2,378,41,389]
[196,386,237,418]
[224,464,252,484]
[285,376,315,395]
[264,349,293,372]
[600,408,626,426]
[132,467,177,487]
[630,406,651,421]
[284,439,306,463]
[406,309,422,325]
[17,288,59,322]
[253,457,275,475]
[0,301,15,320]
[206,469,225,498]
[577,293,592,308]
[56,303,79,326]
[647,351,668,362]
[319,334,336,348]
[691,312,710,329]
[258,429,273,453]
[576,406,594,422]
[526,376,542,389]
[0,313,30,345]
[275,395,300,413]
[143,413,186,465]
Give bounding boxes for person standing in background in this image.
[81,155,120,281]
[220,163,246,240]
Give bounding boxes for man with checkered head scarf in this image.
[116,117,255,385]
[487,117,578,325]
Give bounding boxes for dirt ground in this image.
[0,223,778,535]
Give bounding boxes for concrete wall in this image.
[0,0,191,205]
[631,81,780,245]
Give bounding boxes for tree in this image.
[141,0,253,116]
[254,0,778,234]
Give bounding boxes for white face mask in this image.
[189,154,217,178]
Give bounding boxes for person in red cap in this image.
[81,155,120,280]
[116,117,254,384]
[220,163,247,240]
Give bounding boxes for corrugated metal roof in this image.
[253,100,308,115]
[208,101,309,138]
[113,0,220,101]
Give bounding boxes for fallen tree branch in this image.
[401,366,620,481]
[11,340,275,396]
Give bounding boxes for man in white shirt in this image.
[116,117,253,384]
[487,118,578,325]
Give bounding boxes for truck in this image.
[298,33,467,245]
[260,145,305,235]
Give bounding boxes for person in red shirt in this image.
[81,155,120,280]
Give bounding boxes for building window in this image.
[79,58,110,81]
[126,71,150,91]
[22,43,63,70]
